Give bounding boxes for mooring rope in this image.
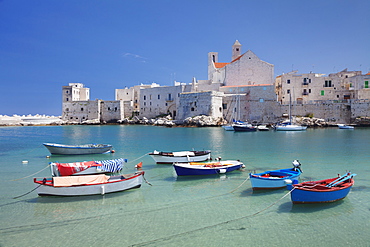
[11,164,51,181]
[229,176,250,193]
[130,188,296,247]
[13,184,42,199]
[142,173,152,186]
[126,153,149,165]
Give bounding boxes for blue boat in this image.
[249,160,302,190]
[286,172,356,204]
[173,160,244,176]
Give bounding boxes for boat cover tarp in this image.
[55,158,126,176]
[173,151,195,157]
[53,174,109,187]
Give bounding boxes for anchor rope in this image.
[229,176,250,193]
[13,184,42,199]
[11,164,51,181]
[130,188,296,246]
[125,153,149,166]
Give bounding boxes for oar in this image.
[327,173,356,187]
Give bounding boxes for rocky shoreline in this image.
[2,114,369,127]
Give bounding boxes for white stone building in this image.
[208,40,274,86]
[275,69,368,104]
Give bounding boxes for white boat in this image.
[50,158,126,176]
[43,143,113,155]
[338,124,354,129]
[173,160,244,176]
[148,150,211,164]
[275,123,307,131]
[257,125,270,131]
[249,160,302,190]
[33,171,144,196]
[275,94,307,131]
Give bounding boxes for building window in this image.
[66,90,69,93]
[259,98,264,103]
[66,98,69,101]
[365,81,369,88]
[168,94,172,101]
[191,107,195,111]
[222,103,227,109]
[287,80,290,84]
[81,108,83,111]
[287,89,290,94]
[158,95,160,99]
[144,95,146,100]
[321,90,325,96]
[108,107,111,111]
[324,80,332,87]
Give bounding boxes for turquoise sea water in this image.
[0,125,369,247]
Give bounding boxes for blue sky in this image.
[1,0,369,116]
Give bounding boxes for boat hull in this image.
[149,150,211,164]
[250,168,301,190]
[291,186,352,204]
[275,125,307,131]
[289,175,355,204]
[34,172,143,196]
[43,143,113,155]
[173,160,243,176]
[233,126,257,132]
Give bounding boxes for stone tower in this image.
[232,40,242,61]
[208,52,218,80]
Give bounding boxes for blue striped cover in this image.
[95,158,127,172]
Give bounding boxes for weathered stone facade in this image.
[177,91,224,120]
[60,41,369,125]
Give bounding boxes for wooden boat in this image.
[43,143,113,155]
[173,160,244,176]
[33,171,144,196]
[50,158,127,176]
[249,160,302,190]
[286,172,356,204]
[338,124,354,129]
[148,150,211,164]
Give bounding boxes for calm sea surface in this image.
[0,125,369,247]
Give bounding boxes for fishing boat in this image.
[173,160,244,176]
[286,172,356,204]
[43,143,113,155]
[33,171,144,196]
[149,150,211,164]
[249,160,302,190]
[338,124,354,129]
[50,158,127,176]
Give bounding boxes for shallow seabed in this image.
[0,125,369,247]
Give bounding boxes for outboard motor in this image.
[292,160,302,172]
